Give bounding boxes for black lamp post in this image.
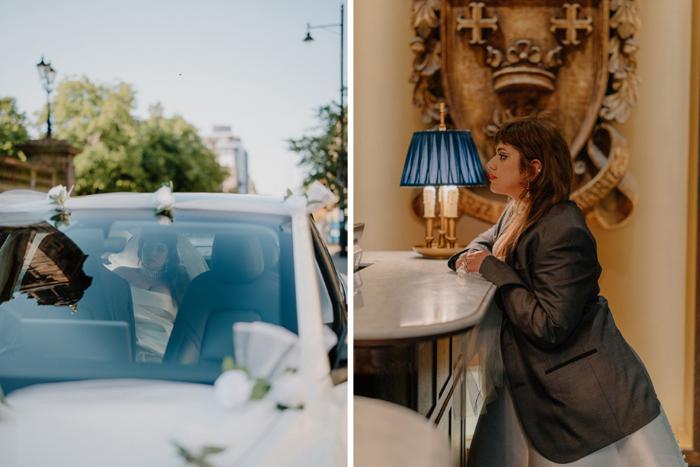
[304,4,347,256]
[36,57,57,139]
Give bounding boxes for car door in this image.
[308,217,347,371]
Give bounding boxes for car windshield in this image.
[0,208,296,392]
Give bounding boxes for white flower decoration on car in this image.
[213,369,255,409]
[152,181,175,223]
[269,370,312,410]
[152,181,175,214]
[305,181,336,213]
[47,184,73,209]
[213,356,272,410]
[283,181,336,216]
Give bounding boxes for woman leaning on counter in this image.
[448,116,686,466]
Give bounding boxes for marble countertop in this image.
[354,251,496,345]
[354,396,452,466]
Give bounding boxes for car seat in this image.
[163,232,281,365]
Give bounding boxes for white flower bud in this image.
[48,185,73,206]
[214,370,254,409]
[305,181,336,214]
[270,371,311,409]
[152,185,175,211]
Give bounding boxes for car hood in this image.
[0,379,347,467]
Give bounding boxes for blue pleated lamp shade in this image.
[400,130,486,187]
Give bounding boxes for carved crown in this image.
[486,40,563,94]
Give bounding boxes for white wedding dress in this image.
[104,230,208,363]
[130,286,178,363]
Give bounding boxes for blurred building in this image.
[202,126,255,194]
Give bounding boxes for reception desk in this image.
[354,251,496,466]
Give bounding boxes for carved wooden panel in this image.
[410,0,641,228]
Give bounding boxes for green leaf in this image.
[250,378,271,400]
[277,403,304,411]
[221,356,236,373]
[172,441,225,466]
[172,442,195,462]
[200,446,225,455]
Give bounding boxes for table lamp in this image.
[400,104,486,259]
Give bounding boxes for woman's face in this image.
[487,142,526,199]
[141,239,169,272]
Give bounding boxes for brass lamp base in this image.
[413,244,466,259]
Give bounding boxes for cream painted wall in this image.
[589,0,694,444]
[354,0,426,251]
[354,0,495,251]
[354,0,695,447]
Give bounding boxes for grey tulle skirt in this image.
[467,381,687,467]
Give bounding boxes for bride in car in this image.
[113,232,191,363]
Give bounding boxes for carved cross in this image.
[550,3,593,46]
[456,2,498,45]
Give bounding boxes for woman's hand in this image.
[456,250,492,273]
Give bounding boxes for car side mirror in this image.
[331,324,347,379]
[331,367,347,385]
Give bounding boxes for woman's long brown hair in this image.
[491,115,575,259]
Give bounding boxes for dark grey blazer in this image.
[448,200,659,463]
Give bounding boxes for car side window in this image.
[316,262,334,324]
[309,216,347,335]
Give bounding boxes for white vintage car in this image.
[0,189,348,467]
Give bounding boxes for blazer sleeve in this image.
[447,205,511,271]
[478,223,599,349]
[447,223,498,270]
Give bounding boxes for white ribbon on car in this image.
[0,189,60,226]
[214,322,325,411]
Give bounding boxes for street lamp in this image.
[304,4,347,256]
[36,57,57,139]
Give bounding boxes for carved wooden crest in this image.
[410,0,641,228]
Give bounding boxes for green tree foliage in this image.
[287,104,347,207]
[133,105,227,193]
[0,97,29,160]
[36,76,137,149]
[37,76,225,194]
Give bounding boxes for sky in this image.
[0,0,347,197]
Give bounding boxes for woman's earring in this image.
[164,262,169,273]
[526,179,531,198]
